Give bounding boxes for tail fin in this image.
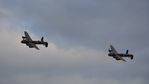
[130,55,133,60]
[41,37,48,47]
[41,37,44,42]
[126,50,129,54]
[45,42,48,47]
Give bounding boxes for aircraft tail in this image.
[130,55,133,60]
[126,50,133,60]
[41,37,48,47]
[126,50,129,54]
[45,42,48,47]
[41,37,44,42]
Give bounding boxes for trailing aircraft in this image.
[108,45,133,62]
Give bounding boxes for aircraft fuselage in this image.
[108,53,133,57]
[21,40,48,47]
[108,53,133,60]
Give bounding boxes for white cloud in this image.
[0,24,148,84]
[0,21,107,84]
[0,20,106,68]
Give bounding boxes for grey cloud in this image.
[0,0,149,84]
[1,0,147,50]
[0,25,148,84]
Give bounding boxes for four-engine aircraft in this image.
[108,45,133,62]
[21,31,48,50]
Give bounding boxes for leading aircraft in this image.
[21,31,48,50]
[108,45,133,62]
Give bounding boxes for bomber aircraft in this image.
[108,45,133,62]
[21,31,48,50]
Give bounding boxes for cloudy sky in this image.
[0,0,149,84]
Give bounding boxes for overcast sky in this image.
[0,0,149,84]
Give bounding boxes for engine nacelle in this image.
[109,49,112,53]
[22,36,27,39]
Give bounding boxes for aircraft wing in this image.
[34,46,40,50]
[110,45,118,54]
[114,54,126,62]
[24,31,32,41]
[30,43,40,50]
[27,43,40,50]
[119,56,126,62]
